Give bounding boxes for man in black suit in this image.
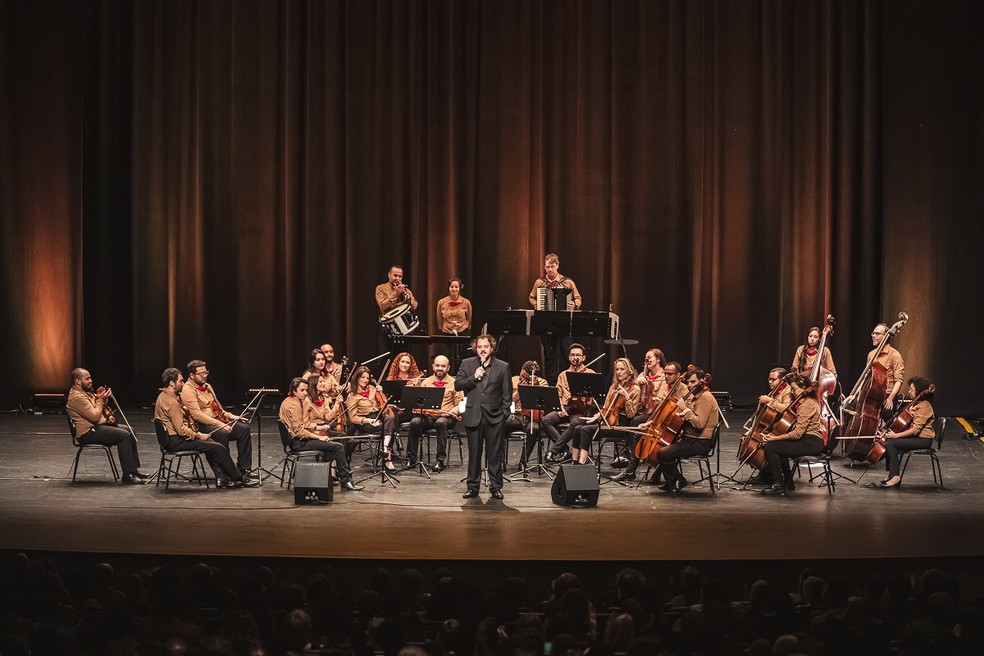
[455,334,513,499]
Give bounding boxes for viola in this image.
[600,384,629,427]
[373,385,396,419]
[210,398,226,422]
[843,312,908,462]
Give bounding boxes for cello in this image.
[808,315,838,448]
[861,384,935,466]
[736,373,794,471]
[842,312,909,462]
[640,370,709,467]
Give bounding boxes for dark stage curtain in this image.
[2,0,982,414]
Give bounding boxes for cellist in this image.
[657,367,719,492]
[745,368,793,486]
[568,358,641,466]
[614,354,674,483]
[759,375,824,496]
[880,376,936,489]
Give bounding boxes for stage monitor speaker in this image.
[294,461,333,504]
[551,464,599,507]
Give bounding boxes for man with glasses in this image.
[613,358,682,483]
[180,359,256,487]
[744,367,791,486]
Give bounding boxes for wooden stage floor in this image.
[2,409,983,562]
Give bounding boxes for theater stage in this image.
[2,409,983,562]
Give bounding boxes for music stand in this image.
[400,386,446,478]
[242,388,281,485]
[381,380,407,408]
[508,385,561,481]
[566,372,606,404]
[484,310,532,336]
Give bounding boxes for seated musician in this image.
[759,375,824,496]
[569,358,641,466]
[435,277,472,335]
[791,327,837,377]
[181,359,256,486]
[544,343,596,461]
[303,374,348,448]
[745,367,793,486]
[154,368,257,488]
[320,343,345,384]
[280,377,363,491]
[504,360,550,468]
[406,355,463,472]
[657,367,719,492]
[528,252,583,382]
[880,376,936,489]
[66,368,149,484]
[347,366,400,472]
[376,264,419,354]
[386,352,424,424]
[302,349,344,403]
[615,353,674,483]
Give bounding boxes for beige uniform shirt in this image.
[792,346,837,376]
[436,295,472,334]
[636,371,669,414]
[279,396,318,438]
[303,396,345,432]
[155,389,198,439]
[347,386,385,425]
[180,382,228,428]
[601,380,642,421]
[682,391,720,439]
[556,366,596,408]
[511,375,549,412]
[776,397,822,440]
[416,375,464,415]
[868,344,905,392]
[528,275,582,309]
[66,387,110,435]
[907,399,936,438]
[763,385,793,414]
[376,282,419,314]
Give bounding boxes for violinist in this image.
[181,360,256,485]
[615,358,678,483]
[791,327,837,377]
[154,368,256,488]
[880,376,936,489]
[406,355,464,472]
[504,360,550,468]
[544,343,596,461]
[346,366,400,472]
[280,377,363,491]
[320,343,345,385]
[759,375,824,496]
[303,374,348,440]
[66,368,149,484]
[745,368,792,486]
[303,349,344,402]
[657,367,719,493]
[569,358,641,466]
[435,277,472,335]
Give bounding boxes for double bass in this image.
[808,315,838,448]
[842,312,909,462]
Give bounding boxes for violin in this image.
[843,312,908,462]
[95,386,118,425]
[599,385,628,427]
[210,398,226,422]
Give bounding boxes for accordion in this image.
[535,285,572,311]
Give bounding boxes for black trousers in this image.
[542,411,568,452]
[407,414,456,462]
[206,422,253,473]
[504,414,541,462]
[165,434,240,480]
[290,437,352,483]
[550,414,591,455]
[763,435,823,484]
[658,436,713,484]
[465,418,506,492]
[79,425,142,475]
[885,437,933,477]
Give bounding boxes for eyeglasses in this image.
[768,377,780,382]
[194,370,210,376]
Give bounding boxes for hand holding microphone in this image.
[476,357,490,380]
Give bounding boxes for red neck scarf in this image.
[805,347,818,356]
[433,380,446,387]
[314,398,324,407]
[448,300,461,306]
[198,385,207,391]
[358,390,370,398]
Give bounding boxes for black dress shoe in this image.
[132,471,152,480]
[237,477,259,488]
[432,460,445,473]
[746,474,770,485]
[611,456,629,469]
[122,473,147,485]
[491,489,504,500]
[462,489,479,499]
[658,481,674,491]
[216,477,233,488]
[761,484,787,496]
[341,481,364,491]
[613,471,636,482]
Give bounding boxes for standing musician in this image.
[347,365,401,472]
[568,358,641,466]
[543,343,596,461]
[280,377,363,491]
[154,368,257,488]
[406,355,463,473]
[376,265,419,354]
[435,277,472,335]
[880,376,936,489]
[745,367,793,486]
[320,343,345,384]
[657,367,720,493]
[615,355,676,483]
[846,322,906,422]
[791,327,837,377]
[181,360,256,485]
[303,349,344,402]
[66,368,150,484]
[456,334,513,500]
[758,375,824,495]
[528,253,583,382]
[504,360,550,468]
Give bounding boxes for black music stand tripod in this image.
[564,371,607,468]
[400,385,446,479]
[508,385,561,482]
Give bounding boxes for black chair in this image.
[153,419,209,490]
[277,420,321,489]
[678,424,720,494]
[792,453,835,496]
[68,417,120,482]
[899,416,947,488]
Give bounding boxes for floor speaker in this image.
[294,461,333,504]
[551,464,599,507]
